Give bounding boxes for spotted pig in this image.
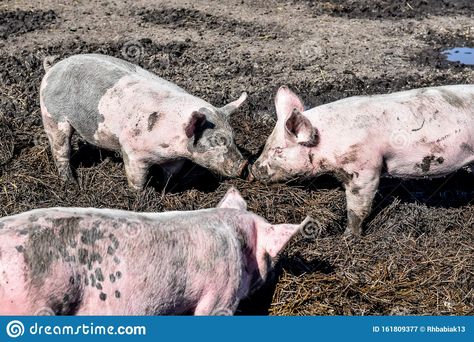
[40,54,248,190]
[251,85,474,235]
[0,187,307,315]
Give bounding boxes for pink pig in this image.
[40,54,248,190]
[251,85,474,235]
[0,187,307,315]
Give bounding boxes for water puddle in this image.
[442,47,474,65]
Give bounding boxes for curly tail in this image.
[43,55,59,72]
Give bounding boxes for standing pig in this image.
[0,187,307,315]
[251,85,474,235]
[40,54,248,190]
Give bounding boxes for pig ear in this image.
[275,86,305,121]
[217,187,247,210]
[284,109,318,147]
[220,92,248,117]
[185,111,207,138]
[264,217,309,258]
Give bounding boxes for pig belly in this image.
[384,132,474,178]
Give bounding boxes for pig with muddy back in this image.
[0,187,307,315]
[40,54,248,190]
[251,85,474,235]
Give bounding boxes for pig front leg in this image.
[343,169,381,235]
[122,152,149,190]
[43,118,75,183]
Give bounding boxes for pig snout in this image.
[249,162,271,183]
[224,159,248,178]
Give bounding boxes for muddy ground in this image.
[0,0,473,315]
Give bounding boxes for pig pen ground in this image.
[0,0,473,315]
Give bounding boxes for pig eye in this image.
[274,147,283,155]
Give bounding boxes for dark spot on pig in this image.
[90,252,103,264]
[131,128,141,137]
[99,292,107,301]
[109,234,119,249]
[440,89,465,109]
[110,274,116,283]
[15,245,24,253]
[95,268,104,282]
[160,143,169,148]
[42,55,136,141]
[116,271,122,279]
[78,248,88,264]
[90,273,96,287]
[18,228,29,235]
[115,290,121,299]
[113,256,121,264]
[69,276,75,285]
[436,157,444,164]
[351,187,361,195]
[29,215,39,222]
[147,112,160,131]
[96,283,103,290]
[23,223,81,286]
[84,275,89,286]
[0,222,4,230]
[107,246,115,255]
[80,227,104,245]
[461,143,474,154]
[417,156,434,172]
[308,152,314,164]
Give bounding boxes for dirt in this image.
[0,0,473,315]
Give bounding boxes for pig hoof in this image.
[343,227,362,237]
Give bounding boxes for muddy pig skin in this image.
[0,187,307,315]
[40,54,248,190]
[251,85,474,235]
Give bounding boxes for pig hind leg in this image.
[43,116,75,183]
[343,169,381,235]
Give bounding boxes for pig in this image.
[40,54,248,190]
[0,187,307,315]
[251,85,474,235]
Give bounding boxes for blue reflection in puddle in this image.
[442,47,474,65]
